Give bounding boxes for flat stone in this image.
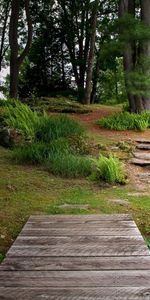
[130,158,150,166]
[133,152,150,160]
[136,144,150,150]
[108,199,129,206]
[59,204,89,209]
[128,192,150,197]
[135,139,150,144]
[137,173,150,178]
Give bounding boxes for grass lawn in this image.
[0,142,150,262]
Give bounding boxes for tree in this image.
[0,0,10,72]
[9,0,32,98]
[118,0,150,112]
[84,0,99,104]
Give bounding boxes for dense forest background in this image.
[0,0,150,112]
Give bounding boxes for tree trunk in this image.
[0,0,10,72]
[119,0,137,112]
[141,0,150,110]
[84,0,99,105]
[9,0,32,98]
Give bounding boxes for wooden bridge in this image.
[0,214,150,299]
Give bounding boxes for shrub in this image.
[35,114,85,143]
[97,111,150,131]
[13,142,92,178]
[5,100,39,138]
[46,153,93,178]
[92,155,126,184]
[24,96,92,114]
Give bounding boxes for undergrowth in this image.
[92,155,126,184]
[97,111,150,131]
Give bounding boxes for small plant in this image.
[97,111,150,131]
[92,154,126,184]
[35,114,85,143]
[5,100,39,138]
[45,153,93,178]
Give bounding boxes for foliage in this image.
[23,97,92,114]
[13,142,92,178]
[92,154,126,184]
[35,114,85,143]
[46,153,93,178]
[97,111,150,131]
[4,100,39,138]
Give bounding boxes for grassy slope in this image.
[0,144,150,261]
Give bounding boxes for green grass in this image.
[0,146,150,260]
[23,96,92,114]
[92,155,127,184]
[97,111,150,131]
[35,114,85,143]
[13,143,92,178]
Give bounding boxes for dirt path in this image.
[71,107,150,142]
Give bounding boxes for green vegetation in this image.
[0,146,150,260]
[24,97,92,114]
[92,155,126,184]
[97,111,150,131]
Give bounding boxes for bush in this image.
[97,111,150,131]
[35,114,85,143]
[13,142,92,178]
[46,153,93,178]
[92,155,126,184]
[5,100,39,138]
[24,96,92,114]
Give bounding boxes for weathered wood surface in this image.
[0,214,150,299]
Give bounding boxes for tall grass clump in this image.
[97,111,150,131]
[5,100,39,138]
[35,114,85,143]
[92,155,126,184]
[46,153,92,178]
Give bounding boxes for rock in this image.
[135,139,150,144]
[59,204,89,209]
[108,199,129,206]
[136,144,150,150]
[137,173,150,178]
[128,192,150,197]
[130,158,150,166]
[133,152,150,160]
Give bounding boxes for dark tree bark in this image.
[9,0,32,98]
[141,0,150,110]
[84,0,99,105]
[118,0,138,112]
[0,0,10,72]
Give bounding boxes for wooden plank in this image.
[1,256,150,271]
[29,214,132,222]
[24,220,137,229]
[7,243,149,257]
[0,270,150,287]
[0,287,150,300]
[20,227,141,236]
[14,235,144,246]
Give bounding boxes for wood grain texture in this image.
[0,287,150,300]
[2,256,150,271]
[0,270,150,287]
[29,214,132,222]
[20,227,141,236]
[0,214,150,299]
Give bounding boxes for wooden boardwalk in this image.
[0,214,150,299]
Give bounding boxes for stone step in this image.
[136,144,150,150]
[133,152,150,160]
[130,158,150,166]
[135,139,150,144]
